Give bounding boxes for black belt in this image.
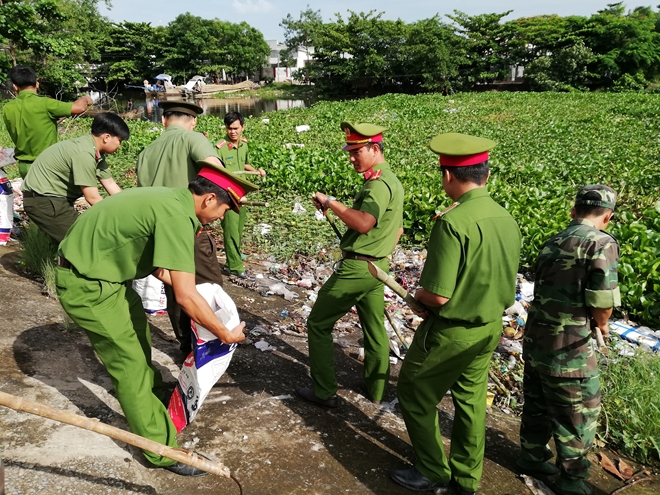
[57,256,72,269]
[22,191,39,198]
[342,251,382,262]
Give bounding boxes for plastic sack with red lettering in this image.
[167,283,239,432]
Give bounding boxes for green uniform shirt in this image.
[59,187,199,283]
[135,125,217,187]
[340,162,404,259]
[524,218,621,378]
[216,136,248,172]
[22,134,111,201]
[3,91,73,162]
[420,188,521,325]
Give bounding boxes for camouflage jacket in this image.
[523,218,621,378]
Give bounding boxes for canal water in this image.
[116,90,313,122]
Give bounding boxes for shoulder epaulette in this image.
[241,137,248,143]
[216,140,226,149]
[432,201,460,220]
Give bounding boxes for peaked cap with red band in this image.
[196,160,259,213]
[340,122,387,151]
[429,132,496,167]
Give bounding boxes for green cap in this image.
[160,100,204,117]
[340,122,387,150]
[574,185,617,210]
[429,133,496,166]
[196,160,259,213]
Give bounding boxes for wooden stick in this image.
[366,261,427,314]
[324,211,344,240]
[0,391,242,492]
[384,306,410,350]
[239,200,268,207]
[233,170,261,175]
[594,326,609,356]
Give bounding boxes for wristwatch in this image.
[324,196,336,208]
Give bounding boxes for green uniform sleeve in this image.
[96,158,112,180]
[419,219,462,298]
[359,180,392,225]
[188,132,217,162]
[71,153,100,187]
[46,98,74,119]
[585,239,621,308]
[152,217,196,273]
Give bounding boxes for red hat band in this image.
[198,167,246,200]
[439,151,489,167]
[345,132,383,144]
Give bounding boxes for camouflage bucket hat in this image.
[574,184,617,210]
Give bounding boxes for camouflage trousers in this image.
[519,363,601,480]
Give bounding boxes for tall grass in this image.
[601,349,660,465]
[19,223,57,297]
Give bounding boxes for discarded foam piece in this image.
[609,320,660,352]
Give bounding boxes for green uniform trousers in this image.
[221,208,246,274]
[23,195,79,244]
[18,160,33,179]
[519,364,601,481]
[397,318,502,493]
[164,230,224,352]
[56,265,179,467]
[307,258,390,401]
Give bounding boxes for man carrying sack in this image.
[56,166,257,476]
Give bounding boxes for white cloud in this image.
[231,0,274,14]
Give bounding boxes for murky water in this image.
[115,90,313,122]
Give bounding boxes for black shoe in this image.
[454,488,476,495]
[232,271,253,280]
[390,467,449,492]
[295,387,338,408]
[163,453,210,477]
[358,383,381,405]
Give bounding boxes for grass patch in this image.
[19,222,58,297]
[600,348,660,465]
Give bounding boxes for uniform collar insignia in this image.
[432,201,460,220]
[364,168,382,181]
[95,149,102,162]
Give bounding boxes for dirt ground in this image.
[0,243,657,495]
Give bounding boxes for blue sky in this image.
[100,1,633,40]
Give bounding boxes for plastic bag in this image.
[131,275,167,314]
[168,283,240,432]
[0,170,13,245]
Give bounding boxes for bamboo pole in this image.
[233,170,262,175]
[366,261,427,314]
[0,391,242,493]
[239,200,268,207]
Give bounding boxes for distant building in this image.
[262,40,314,83]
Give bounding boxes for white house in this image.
[262,40,314,83]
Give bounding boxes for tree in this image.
[100,22,163,84]
[446,10,517,89]
[525,42,595,91]
[279,6,323,70]
[0,0,109,97]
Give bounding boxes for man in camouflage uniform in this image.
[519,185,620,495]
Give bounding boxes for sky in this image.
[99,1,632,40]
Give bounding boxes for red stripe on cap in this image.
[439,151,489,167]
[198,167,246,198]
[345,132,383,144]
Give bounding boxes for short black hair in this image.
[9,65,37,89]
[224,112,244,127]
[575,191,612,217]
[188,175,232,206]
[91,113,130,141]
[441,161,490,185]
[163,110,195,121]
